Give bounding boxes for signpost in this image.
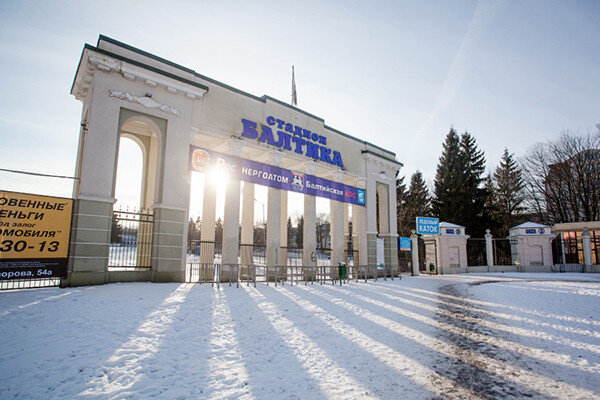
[416,217,439,235]
[0,191,73,280]
[398,237,411,251]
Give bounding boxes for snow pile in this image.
[0,273,598,399]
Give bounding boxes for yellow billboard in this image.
[0,191,73,280]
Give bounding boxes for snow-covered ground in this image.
[0,273,599,399]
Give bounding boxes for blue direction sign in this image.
[416,217,439,235]
[398,237,411,251]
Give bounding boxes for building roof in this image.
[552,221,600,232]
[510,222,550,230]
[439,222,465,229]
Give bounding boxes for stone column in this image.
[303,163,317,280]
[266,152,282,281]
[221,176,241,281]
[353,177,368,266]
[330,173,345,269]
[365,167,378,265]
[67,86,121,286]
[582,229,592,273]
[200,174,217,266]
[485,229,494,271]
[343,203,350,261]
[386,172,399,275]
[280,190,288,265]
[240,182,254,271]
[410,230,419,276]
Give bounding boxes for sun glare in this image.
[208,166,229,187]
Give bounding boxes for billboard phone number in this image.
[0,240,60,253]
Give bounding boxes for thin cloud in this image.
[412,0,505,148]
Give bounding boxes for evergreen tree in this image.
[110,213,123,243]
[295,216,304,248]
[215,218,223,243]
[458,131,487,236]
[432,128,463,223]
[406,171,431,220]
[396,175,409,236]
[397,171,431,236]
[287,217,294,247]
[493,148,525,236]
[433,128,489,236]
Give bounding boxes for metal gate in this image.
[109,208,154,269]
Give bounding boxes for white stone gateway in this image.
[65,35,403,286]
[422,222,469,274]
[508,222,554,272]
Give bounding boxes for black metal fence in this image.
[109,208,154,270]
[492,238,513,265]
[185,263,401,287]
[467,238,486,266]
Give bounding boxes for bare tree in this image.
[521,130,600,224]
[316,213,330,249]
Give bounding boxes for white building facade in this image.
[66,35,402,286]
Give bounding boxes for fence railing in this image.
[109,208,154,270]
[0,277,61,291]
[467,238,486,267]
[492,238,513,266]
[185,263,402,287]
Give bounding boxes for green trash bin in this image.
[338,263,347,280]
[429,263,435,274]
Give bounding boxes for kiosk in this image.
[423,222,468,274]
[508,222,554,272]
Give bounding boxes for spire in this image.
[291,65,297,106]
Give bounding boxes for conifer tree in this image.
[287,217,294,247]
[493,148,525,236]
[432,127,463,223]
[458,131,487,236]
[406,170,431,224]
[396,175,409,236]
[295,216,304,248]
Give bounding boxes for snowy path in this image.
[0,273,598,399]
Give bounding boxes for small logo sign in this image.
[291,172,304,192]
[357,189,366,205]
[192,149,211,171]
[456,229,461,235]
[538,228,545,234]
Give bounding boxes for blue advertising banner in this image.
[189,146,366,206]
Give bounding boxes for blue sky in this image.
[0,0,598,209]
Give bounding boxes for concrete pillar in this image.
[365,170,378,265]
[266,152,282,280]
[485,229,494,271]
[410,230,419,276]
[200,175,217,265]
[330,199,345,267]
[67,87,120,286]
[240,182,254,266]
[221,177,240,279]
[582,229,592,273]
[353,177,368,266]
[303,194,317,267]
[280,190,288,265]
[303,163,317,280]
[343,203,350,259]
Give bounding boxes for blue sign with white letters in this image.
[416,217,439,235]
[398,237,411,250]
